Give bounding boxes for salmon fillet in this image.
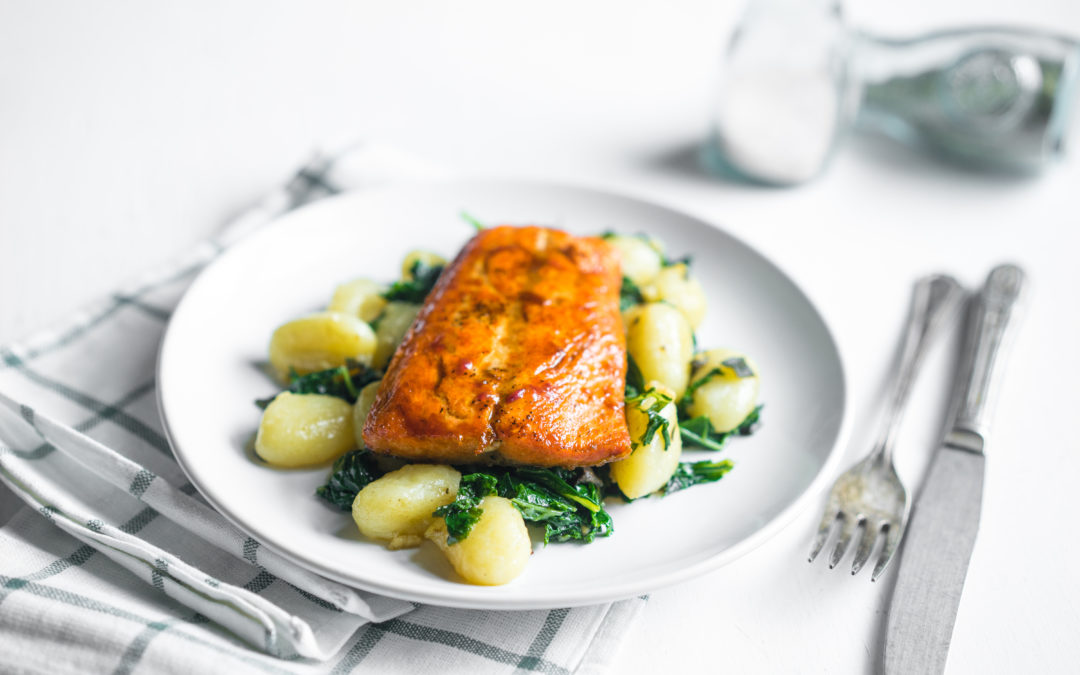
[362,225,631,467]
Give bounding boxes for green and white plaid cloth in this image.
[0,145,647,674]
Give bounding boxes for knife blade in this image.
[884,264,1026,675]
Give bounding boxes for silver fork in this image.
[809,274,965,580]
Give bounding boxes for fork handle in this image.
[876,274,966,462]
[945,264,1027,454]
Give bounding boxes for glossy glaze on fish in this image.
[362,225,631,467]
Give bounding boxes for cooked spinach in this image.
[433,473,497,544]
[679,358,756,407]
[662,253,692,268]
[721,357,755,378]
[626,387,674,450]
[315,450,386,510]
[625,354,645,399]
[664,459,734,494]
[678,405,763,452]
[433,467,613,545]
[382,261,444,303]
[619,276,644,312]
[256,359,383,408]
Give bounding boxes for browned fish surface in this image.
[362,225,631,467]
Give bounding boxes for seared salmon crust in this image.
[362,225,632,467]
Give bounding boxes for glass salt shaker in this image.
[706,0,1080,185]
[705,0,854,185]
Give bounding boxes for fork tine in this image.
[850,520,882,575]
[871,522,904,581]
[808,510,840,562]
[828,515,857,568]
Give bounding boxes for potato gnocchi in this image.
[426,496,531,586]
[624,302,695,399]
[610,382,683,499]
[351,464,461,550]
[255,393,355,468]
[255,229,762,586]
[268,312,375,381]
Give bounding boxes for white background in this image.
[2,1,1079,673]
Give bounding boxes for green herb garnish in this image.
[460,211,486,231]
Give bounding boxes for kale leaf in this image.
[432,466,614,546]
[315,450,386,510]
[664,459,734,494]
[382,261,444,303]
[619,276,644,312]
[678,405,763,452]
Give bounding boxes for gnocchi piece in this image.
[606,235,663,287]
[328,278,388,323]
[401,250,448,279]
[425,496,531,586]
[624,303,694,398]
[351,381,381,448]
[611,382,683,499]
[268,312,376,381]
[372,302,422,369]
[352,464,461,550]
[641,263,707,330]
[255,393,355,468]
[684,348,761,432]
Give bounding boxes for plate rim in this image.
[157,178,851,610]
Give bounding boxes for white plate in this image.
[158,180,848,610]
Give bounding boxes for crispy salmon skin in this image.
[362,225,631,467]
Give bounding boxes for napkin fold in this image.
[0,145,646,674]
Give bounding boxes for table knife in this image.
[884,263,1026,675]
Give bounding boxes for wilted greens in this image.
[256,359,384,408]
[624,354,645,399]
[679,357,756,406]
[315,450,386,510]
[678,405,763,452]
[664,460,734,494]
[619,276,644,312]
[382,260,444,303]
[626,387,674,450]
[435,467,613,545]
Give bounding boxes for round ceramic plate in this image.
[158,180,848,610]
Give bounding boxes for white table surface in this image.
[2,1,1079,673]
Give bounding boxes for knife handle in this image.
[947,264,1027,452]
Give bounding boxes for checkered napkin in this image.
[0,145,647,674]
